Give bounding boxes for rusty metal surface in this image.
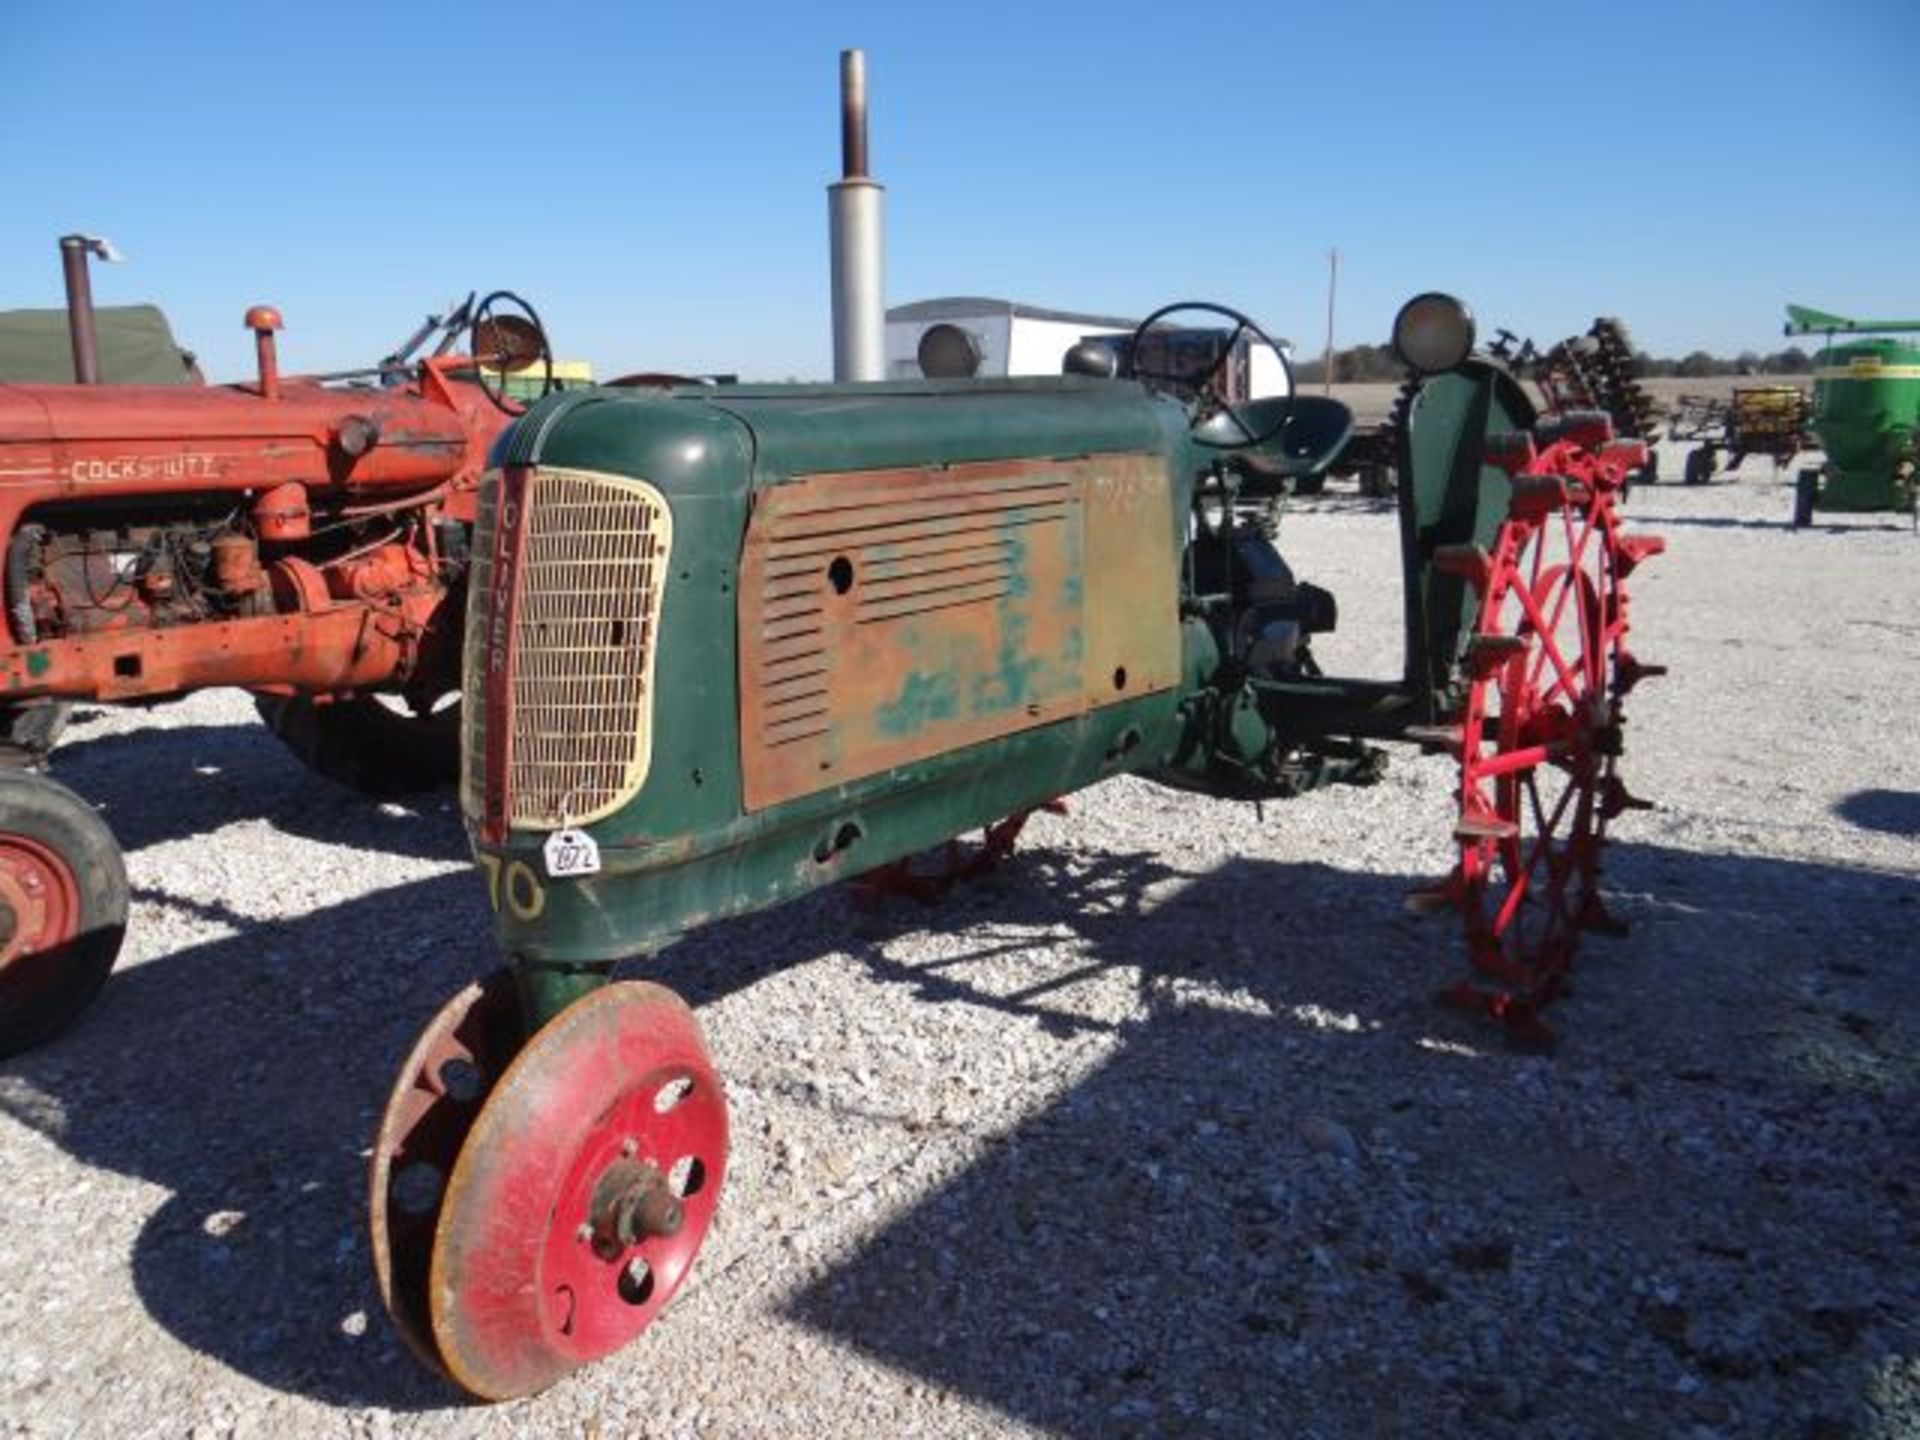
[58,237,100,385]
[0,598,430,701]
[839,49,869,179]
[0,351,508,711]
[738,453,1177,811]
[367,971,522,1380]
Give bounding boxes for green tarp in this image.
[0,304,201,385]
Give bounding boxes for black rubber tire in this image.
[1683,448,1714,487]
[0,773,128,1058]
[1291,470,1328,497]
[254,693,461,798]
[1792,471,1819,529]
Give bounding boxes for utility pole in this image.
[1322,247,1338,396]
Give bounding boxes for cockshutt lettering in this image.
[69,453,219,483]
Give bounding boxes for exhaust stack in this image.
[828,49,885,382]
[59,234,122,385]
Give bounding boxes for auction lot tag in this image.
[543,827,602,879]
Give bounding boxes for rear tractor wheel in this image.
[254,691,461,798]
[1421,432,1665,1047]
[0,772,128,1057]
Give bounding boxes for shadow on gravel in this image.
[786,840,1920,1439]
[0,746,920,1409]
[0,869,489,1411]
[48,715,469,861]
[5,717,1918,1433]
[1291,494,1397,516]
[1838,788,1920,839]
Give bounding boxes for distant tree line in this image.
[1295,343,1815,383]
[1628,347,1813,378]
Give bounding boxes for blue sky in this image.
[4,0,1914,383]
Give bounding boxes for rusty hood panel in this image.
[738,452,1178,811]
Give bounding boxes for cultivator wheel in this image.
[0,773,127,1058]
[1423,423,1665,1048]
[1586,319,1663,448]
[851,799,1068,906]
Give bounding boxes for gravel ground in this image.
[2,447,1916,1440]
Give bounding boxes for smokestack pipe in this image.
[828,49,885,382]
[840,49,869,179]
[60,235,102,385]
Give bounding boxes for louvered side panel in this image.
[738,453,1174,812]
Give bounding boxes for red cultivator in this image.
[1421,420,1665,1045]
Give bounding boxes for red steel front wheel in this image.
[369,978,729,1400]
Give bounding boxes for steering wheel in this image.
[468,290,556,415]
[1126,301,1296,449]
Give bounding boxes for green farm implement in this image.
[1784,304,1920,526]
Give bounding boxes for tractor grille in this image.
[460,466,672,831]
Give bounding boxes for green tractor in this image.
[1784,304,1920,526]
[366,293,1664,1399]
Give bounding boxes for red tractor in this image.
[0,270,553,1056]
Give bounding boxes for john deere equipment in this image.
[1784,304,1920,525]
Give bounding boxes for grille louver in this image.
[460,466,672,831]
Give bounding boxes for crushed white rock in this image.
[1,450,1915,1438]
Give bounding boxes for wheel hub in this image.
[585,1155,685,1259]
[0,833,79,974]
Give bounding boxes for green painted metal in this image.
[1782,306,1920,514]
[1784,305,1920,336]
[1397,363,1538,694]
[475,366,1531,1030]
[1807,339,1920,511]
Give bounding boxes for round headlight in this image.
[917,323,983,379]
[1391,292,1476,375]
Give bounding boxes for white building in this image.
[884,295,1290,399]
[885,297,1133,381]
